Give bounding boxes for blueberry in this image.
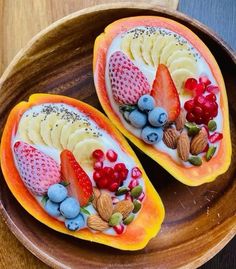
[47,183,68,203]
[138,95,155,112]
[141,126,163,144]
[129,109,147,128]
[45,200,61,217]
[60,197,80,219]
[65,214,85,231]
[148,107,168,127]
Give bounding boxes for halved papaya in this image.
[93,16,231,186]
[0,94,164,250]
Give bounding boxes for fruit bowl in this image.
[0,3,235,268]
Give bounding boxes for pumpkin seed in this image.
[131,185,143,198]
[188,156,202,166]
[115,186,130,196]
[132,199,142,213]
[185,122,200,136]
[123,214,135,225]
[206,146,217,161]
[208,120,217,132]
[108,212,123,227]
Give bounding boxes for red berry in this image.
[206,85,219,94]
[206,93,216,102]
[106,149,118,162]
[184,78,198,94]
[186,112,195,122]
[108,182,119,192]
[209,132,223,143]
[193,106,203,116]
[93,161,103,171]
[97,177,109,189]
[194,83,206,96]
[128,179,139,189]
[131,167,142,179]
[199,75,211,87]
[114,163,126,172]
[93,171,102,182]
[114,224,124,234]
[92,149,104,160]
[194,95,206,107]
[184,99,195,112]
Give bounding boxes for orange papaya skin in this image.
[93,16,232,186]
[0,93,164,251]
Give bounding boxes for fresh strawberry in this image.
[109,51,150,105]
[60,150,93,206]
[151,64,180,121]
[13,141,61,196]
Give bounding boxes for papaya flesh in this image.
[0,93,164,251]
[93,16,231,186]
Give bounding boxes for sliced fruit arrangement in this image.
[93,16,231,185]
[1,94,164,250]
[120,26,198,93]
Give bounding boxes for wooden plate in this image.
[0,3,235,268]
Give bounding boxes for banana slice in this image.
[73,138,104,170]
[169,57,197,74]
[40,113,60,147]
[171,68,196,93]
[130,35,144,64]
[51,119,67,150]
[121,34,134,60]
[166,50,195,67]
[18,114,33,144]
[60,120,90,149]
[142,34,157,66]
[28,113,45,145]
[67,129,95,151]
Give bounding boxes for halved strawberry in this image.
[60,150,93,206]
[151,64,180,121]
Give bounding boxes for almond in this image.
[113,200,134,219]
[96,192,113,221]
[177,131,190,161]
[190,128,208,155]
[175,109,186,131]
[87,215,109,231]
[92,187,101,209]
[163,128,179,149]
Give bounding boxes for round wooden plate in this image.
[0,3,235,269]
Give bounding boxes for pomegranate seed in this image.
[93,171,102,182]
[203,114,212,125]
[111,196,120,204]
[195,116,203,124]
[125,192,133,201]
[193,106,203,116]
[209,132,223,143]
[92,149,104,160]
[194,83,206,96]
[184,99,195,112]
[211,102,218,117]
[206,93,216,102]
[102,166,114,176]
[108,182,119,192]
[138,192,145,202]
[97,177,109,188]
[203,143,209,153]
[206,85,219,94]
[184,78,198,93]
[106,149,118,162]
[94,161,103,171]
[202,126,210,137]
[131,167,142,179]
[114,224,125,234]
[199,75,211,87]
[114,163,126,172]
[186,112,195,122]
[128,179,139,189]
[194,95,206,107]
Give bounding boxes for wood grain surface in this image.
[0,1,235,269]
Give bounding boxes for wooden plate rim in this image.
[0,3,235,269]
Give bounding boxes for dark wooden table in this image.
[179,1,236,268]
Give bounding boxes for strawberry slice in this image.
[60,150,93,206]
[151,64,180,121]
